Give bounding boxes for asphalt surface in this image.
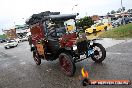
[0,40,132,88]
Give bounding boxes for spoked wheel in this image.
[91,43,106,63]
[59,53,76,77]
[33,51,41,65]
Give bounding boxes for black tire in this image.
[59,53,76,77]
[93,29,96,33]
[16,44,18,47]
[91,43,106,63]
[104,26,107,30]
[5,47,7,49]
[33,51,41,65]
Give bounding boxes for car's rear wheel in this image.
[59,53,76,77]
[5,47,7,49]
[33,51,41,65]
[104,26,107,30]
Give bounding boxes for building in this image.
[3,24,30,39]
[15,24,30,38]
[3,29,17,39]
[91,15,99,21]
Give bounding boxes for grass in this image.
[99,23,132,39]
[0,34,6,38]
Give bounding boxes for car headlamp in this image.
[73,45,77,50]
[31,44,34,47]
[90,41,93,45]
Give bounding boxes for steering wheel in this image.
[76,29,83,37]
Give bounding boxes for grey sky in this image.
[0,0,132,34]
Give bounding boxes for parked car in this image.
[111,17,124,28]
[0,38,6,43]
[4,40,18,49]
[85,24,96,34]
[85,23,109,34]
[15,38,22,43]
[121,17,130,24]
[130,17,132,23]
[111,20,119,28]
[96,23,109,31]
[21,37,28,42]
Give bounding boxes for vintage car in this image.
[26,11,106,77]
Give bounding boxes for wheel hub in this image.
[60,56,72,74]
[94,50,99,55]
[93,46,102,59]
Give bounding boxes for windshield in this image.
[91,24,96,27]
[64,19,76,33]
[97,23,104,26]
[48,26,66,38]
[7,40,15,43]
[46,18,76,35]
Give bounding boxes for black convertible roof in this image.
[46,14,76,21]
[26,11,77,25]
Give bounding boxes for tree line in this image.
[107,7,132,15]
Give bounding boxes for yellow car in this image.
[85,24,96,34]
[96,23,107,32]
[85,23,110,34]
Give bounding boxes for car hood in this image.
[4,43,14,46]
[89,27,96,29]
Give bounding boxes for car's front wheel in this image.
[93,29,96,33]
[91,43,106,63]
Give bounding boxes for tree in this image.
[116,7,125,13]
[116,8,122,13]
[111,10,116,14]
[107,12,110,15]
[122,7,125,12]
[76,16,94,31]
[0,34,6,38]
[127,9,132,13]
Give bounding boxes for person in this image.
[28,35,32,51]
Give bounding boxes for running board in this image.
[75,57,88,62]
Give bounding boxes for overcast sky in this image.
[0,0,132,34]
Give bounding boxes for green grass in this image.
[99,23,132,39]
[0,34,6,38]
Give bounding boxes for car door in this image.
[46,29,60,53]
[14,41,18,46]
[96,23,104,31]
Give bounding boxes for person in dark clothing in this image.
[28,35,32,51]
